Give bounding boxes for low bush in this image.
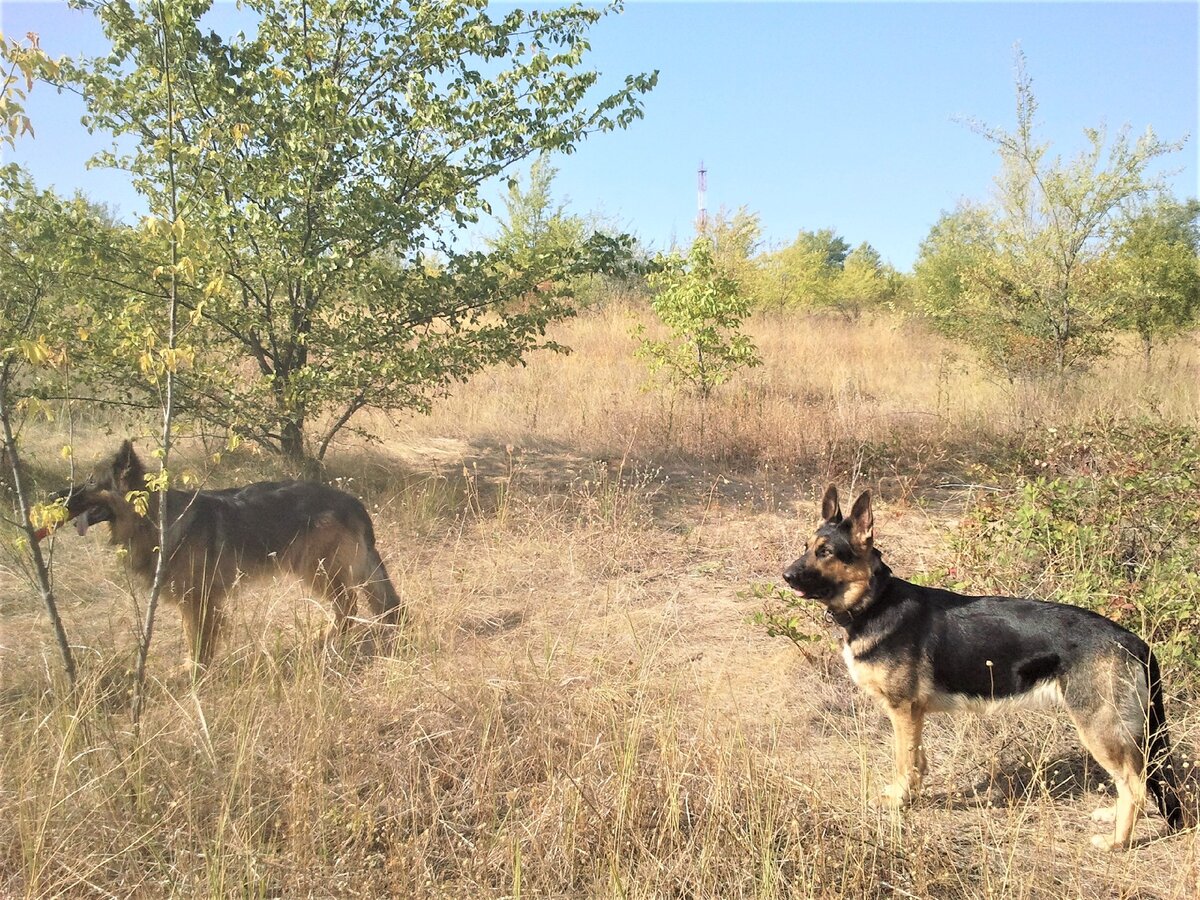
[950,419,1200,676]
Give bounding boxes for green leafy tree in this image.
[755,236,833,312]
[936,49,1186,375]
[751,226,853,313]
[488,161,648,308]
[913,202,1022,367]
[0,167,82,687]
[490,157,587,267]
[914,204,993,320]
[702,206,763,297]
[831,241,888,319]
[486,155,603,306]
[794,227,850,270]
[0,32,83,687]
[636,237,760,398]
[1106,197,1200,362]
[59,0,656,463]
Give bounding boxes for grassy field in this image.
[2,308,1199,897]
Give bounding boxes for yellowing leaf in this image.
[202,273,225,298]
[19,337,45,364]
[17,335,60,367]
[29,500,68,530]
[125,490,150,517]
[160,346,194,372]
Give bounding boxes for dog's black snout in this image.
[49,484,93,516]
[48,486,77,506]
[783,564,803,588]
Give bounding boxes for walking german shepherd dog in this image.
[53,440,403,668]
[783,485,1191,850]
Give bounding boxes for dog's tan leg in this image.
[309,563,356,644]
[1089,766,1146,852]
[180,599,201,667]
[299,532,363,642]
[877,702,926,808]
[327,580,355,638]
[1072,710,1147,851]
[181,596,223,671]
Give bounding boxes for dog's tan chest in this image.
[841,643,858,682]
[841,642,894,702]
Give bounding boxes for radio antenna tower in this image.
[696,160,708,232]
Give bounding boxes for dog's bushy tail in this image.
[1146,650,1189,831]
[355,519,404,627]
[365,551,404,626]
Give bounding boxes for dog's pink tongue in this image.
[76,517,90,537]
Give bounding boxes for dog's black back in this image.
[846,576,1151,704]
[159,480,382,570]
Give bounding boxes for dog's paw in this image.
[1089,833,1128,852]
[170,660,207,683]
[1090,805,1117,825]
[871,784,912,810]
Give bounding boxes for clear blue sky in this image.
[2,1,1197,270]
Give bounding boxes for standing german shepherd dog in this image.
[783,485,1190,850]
[54,441,403,668]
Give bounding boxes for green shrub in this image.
[950,420,1200,675]
[635,237,760,398]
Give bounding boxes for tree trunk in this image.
[0,391,77,689]
[269,353,312,469]
[1056,289,1071,375]
[132,0,182,726]
[280,418,307,465]
[279,410,324,478]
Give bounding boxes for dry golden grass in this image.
[2,308,1199,897]
[384,306,1199,475]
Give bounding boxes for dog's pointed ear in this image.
[821,484,842,523]
[114,440,146,491]
[113,439,136,472]
[849,490,873,549]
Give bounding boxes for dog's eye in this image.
[816,545,832,559]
